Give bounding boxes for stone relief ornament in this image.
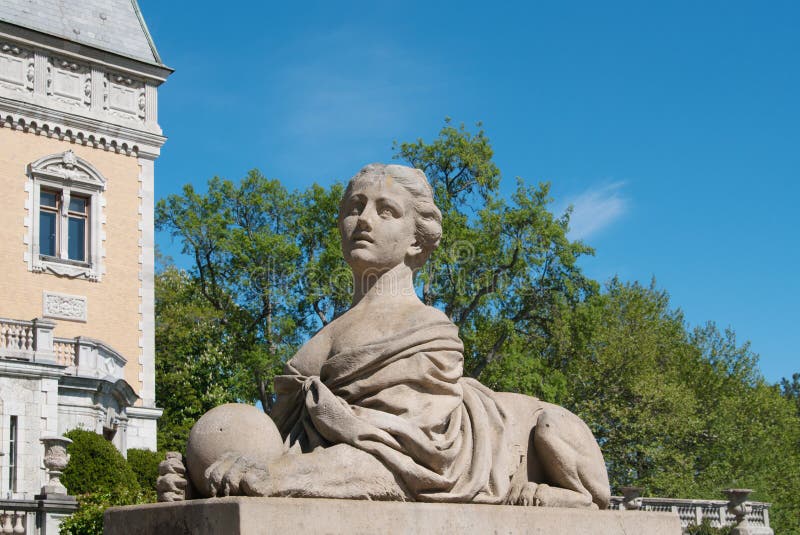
[106,73,146,123]
[47,57,91,108]
[43,292,87,322]
[0,42,34,94]
[157,164,611,509]
[34,150,103,187]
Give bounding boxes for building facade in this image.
[0,0,170,502]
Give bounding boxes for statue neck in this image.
[351,264,416,307]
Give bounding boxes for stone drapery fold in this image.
[271,321,513,503]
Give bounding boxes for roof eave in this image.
[0,20,173,83]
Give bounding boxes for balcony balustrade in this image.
[0,317,125,380]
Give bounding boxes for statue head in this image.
[339,163,442,272]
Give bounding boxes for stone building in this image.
[0,0,170,504]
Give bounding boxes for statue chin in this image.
[185,403,283,497]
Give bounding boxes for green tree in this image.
[394,119,597,385]
[548,280,800,533]
[780,372,800,415]
[155,266,240,450]
[156,172,348,413]
[157,172,306,411]
[552,279,703,494]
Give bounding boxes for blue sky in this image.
[140,0,799,384]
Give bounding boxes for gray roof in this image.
[0,0,162,65]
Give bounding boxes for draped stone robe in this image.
[271,320,515,503]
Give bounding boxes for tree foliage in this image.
[781,372,800,415]
[394,119,597,380]
[548,280,800,533]
[155,265,241,451]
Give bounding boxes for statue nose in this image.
[356,211,373,230]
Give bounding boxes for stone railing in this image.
[0,498,78,535]
[610,489,772,534]
[0,508,26,533]
[0,317,126,379]
[0,319,34,356]
[53,339,77,367]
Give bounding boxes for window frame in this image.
[27,150,106,281]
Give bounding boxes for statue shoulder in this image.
[285,324,333,376]
[415,303,455,326]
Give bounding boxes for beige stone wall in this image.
[0,128,143,394]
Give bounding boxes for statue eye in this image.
[348,202,364,215]
[379,207,394,218]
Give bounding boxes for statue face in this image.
[340,177,418,273]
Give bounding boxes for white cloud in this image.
[563,182,628,240]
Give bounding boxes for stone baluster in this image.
[24,326,33,351]
[11,512,23,534]
[0,512,12,534]
[9,325,20,350]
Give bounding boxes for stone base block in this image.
[104,497,682,535]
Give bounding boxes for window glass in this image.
[40,210,57,256]
[69,196,87,213]
[40,190,58,207]
[68,216,86,261]
[9,416,17,492]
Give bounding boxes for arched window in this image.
[26,150,106,281]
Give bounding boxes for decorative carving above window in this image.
[26,150,106,281]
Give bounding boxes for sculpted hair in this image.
[339,163,443,268]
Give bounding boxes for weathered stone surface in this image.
[185,403,283,496]
[106,497,681,535]
[158,164,612,510]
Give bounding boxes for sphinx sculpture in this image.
[158,163,610,509]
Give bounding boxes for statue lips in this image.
[351,232,374,247]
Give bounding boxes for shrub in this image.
[126,448,164,497]
[686,520,732,535]
[62,428,140,496]
[59,489,145,535]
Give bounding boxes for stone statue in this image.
[158,163,610,509]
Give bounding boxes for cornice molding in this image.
[0,96,165,158]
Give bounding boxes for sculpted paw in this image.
[240,465,272,496]
[507,482,541,506]
[205,452,270,497]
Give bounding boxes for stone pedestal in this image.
[104,497,682,535]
